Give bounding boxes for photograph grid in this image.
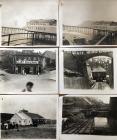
[0,0,117,140]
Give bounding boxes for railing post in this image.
[32,33,34,45]
[8,34,11,46]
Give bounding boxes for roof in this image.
[27,19,56,25]
[24,112,44,120]
[28,19,56,23]
[18,110,44,120]
[43,51,56,60]
[92,67,106,72]
[17,112,29,120]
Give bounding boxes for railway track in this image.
[63,119,94,134]
[92,82,110,89]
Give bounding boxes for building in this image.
[0,50,56,74]
[43,51,56,70]
[12,50,43,74]
[10,109,45,126]
[25,19,56,34]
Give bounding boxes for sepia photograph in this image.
[0,95,58,139]
[63,50,114,90]
[62,0,117,45]
[1,0,58,46]
[62,95,117,135]
[0,48,58,93]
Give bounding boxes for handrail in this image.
[96,34,109,45]
[2,32,56,37]
[2,32,32,37]
[2,32,56,46]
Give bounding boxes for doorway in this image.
[24,67,30,74]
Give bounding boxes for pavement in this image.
[0,70,57,93]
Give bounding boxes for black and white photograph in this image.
[0,95,58,139]
[0,48,58,93]
[1,0,117,140]
[62,0,117,45]
[61,95,117,136]
[1,0,58,46]
[63,49,114,90]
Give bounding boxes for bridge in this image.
[2,27,57,46]
[64,51,113,89]
[63,25,117,45]
[64,51,113,73]
[69,51,113,60]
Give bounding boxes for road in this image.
[0,70,57,93]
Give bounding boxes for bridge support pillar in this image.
[109,97,117,133]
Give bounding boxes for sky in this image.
[63,0,117,25]
[0,95,58,120]
[92,96,110,104]
[1,0,58,27]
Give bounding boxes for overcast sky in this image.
[63,0,117,25]
[1,95,58,120]
[92,96,110,104]
[1,0,58,27]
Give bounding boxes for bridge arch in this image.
[84,52,113,61]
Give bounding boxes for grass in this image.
[1,126,56,139]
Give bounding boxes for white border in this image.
[59,0,63,47]
[59,47,117,94]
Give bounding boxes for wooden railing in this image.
[2,32,56,46]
